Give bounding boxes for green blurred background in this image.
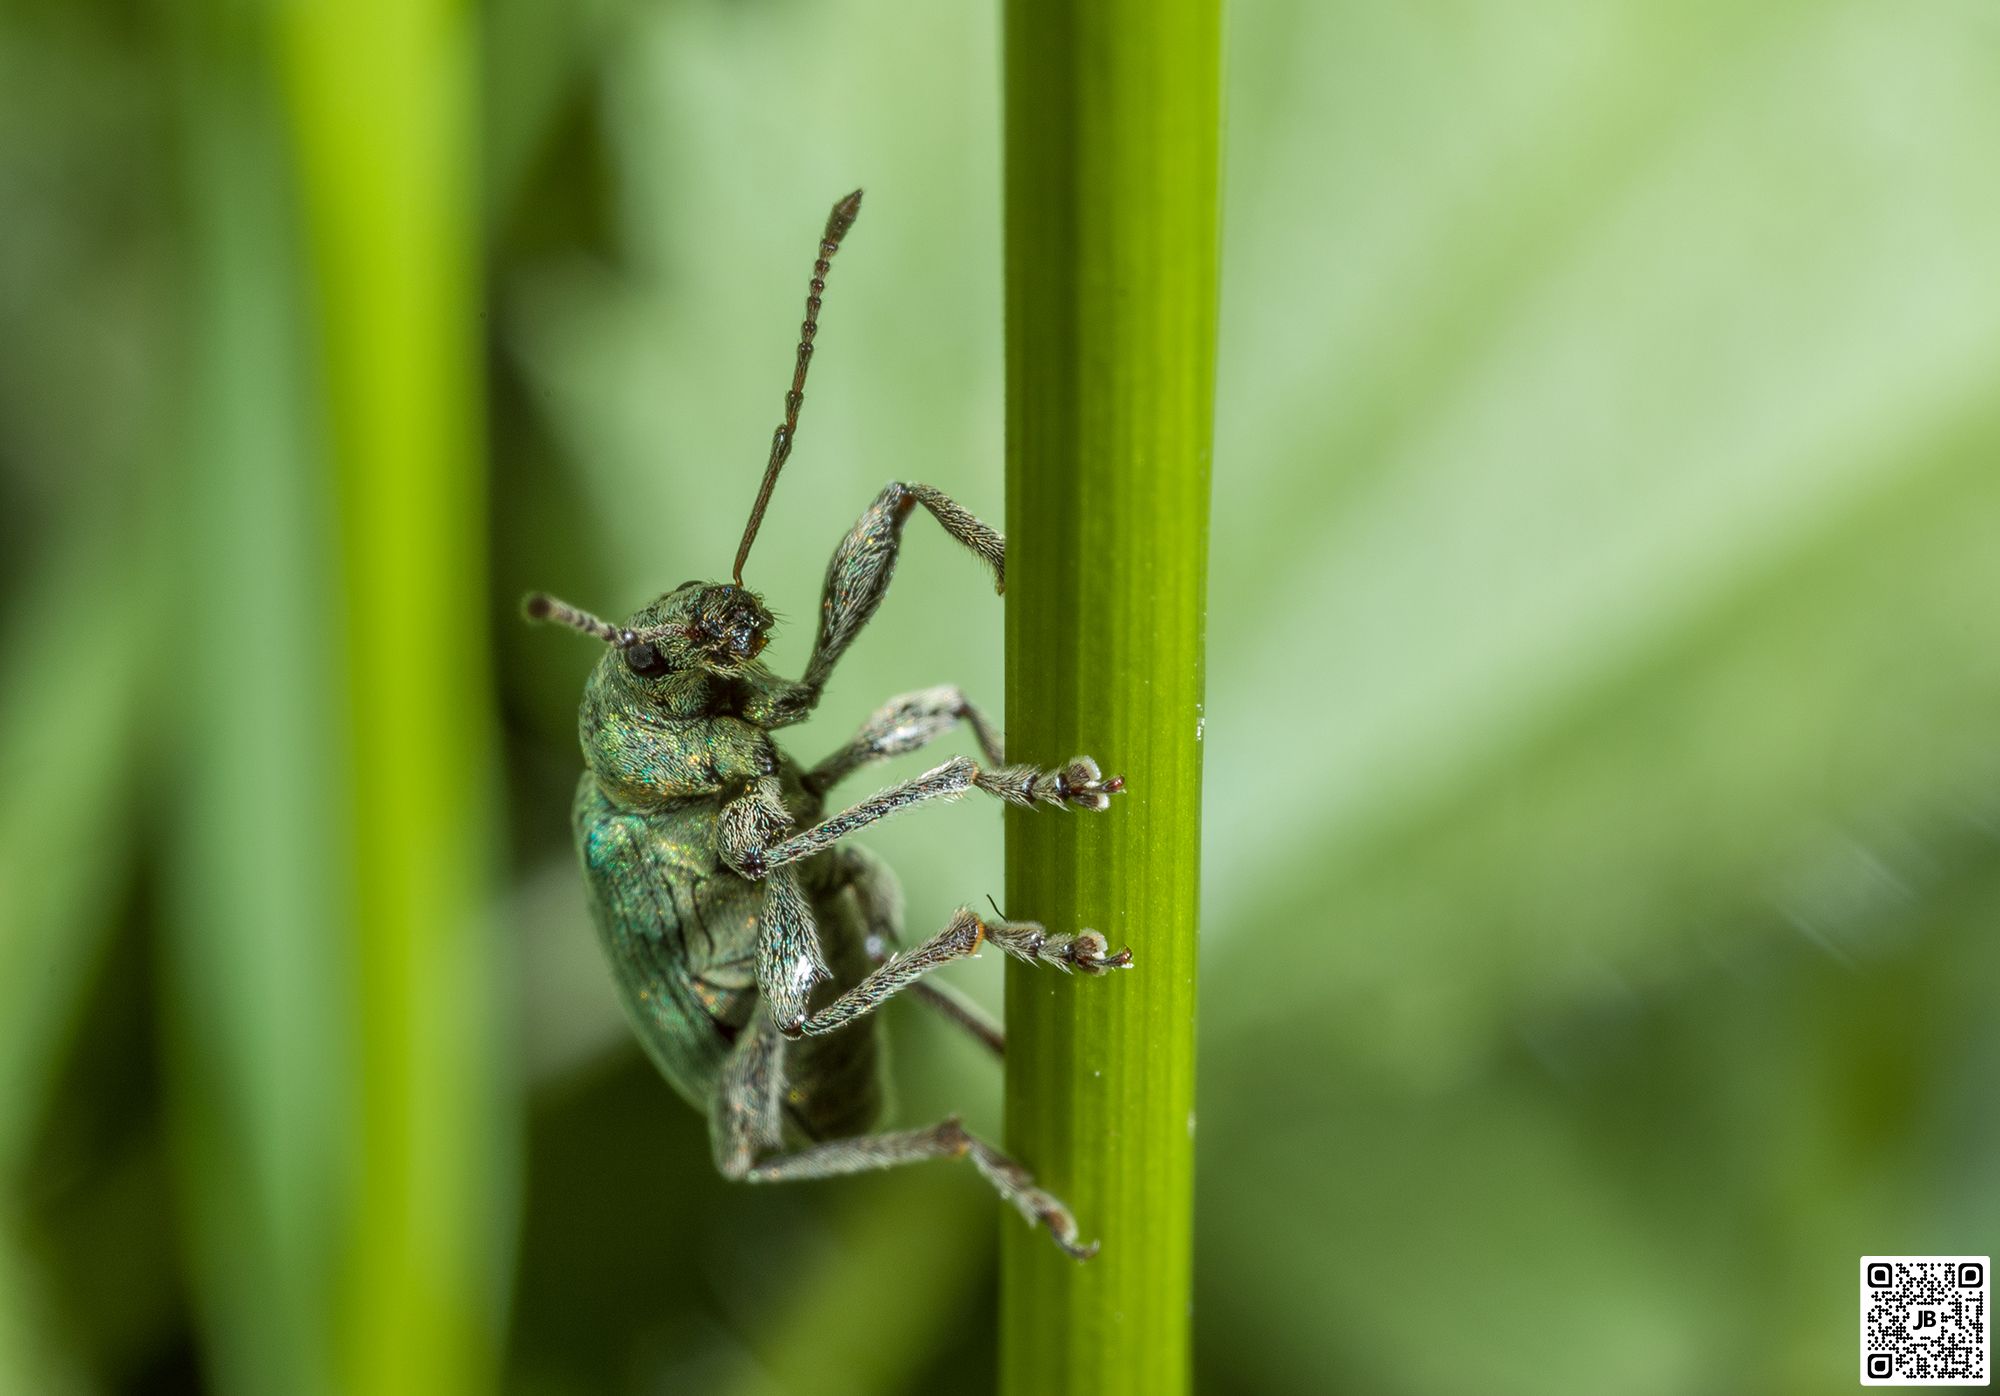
[4,0,1997,1392]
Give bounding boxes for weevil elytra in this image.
[525,191,1130,1259]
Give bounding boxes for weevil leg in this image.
[720,780,834,1029]
[798,483,1005,698]
[791,906,1129,1039]
[755,866,830,1034]
[750,754,1124,876]
[805,685,1004,795]
[711,1008,788,1178]
[906,980,1006,1059]
[720,761,1120,1029]
[709,1007,1090,1257]
[832,847,1005,1058]
[742,1115,1098,1261]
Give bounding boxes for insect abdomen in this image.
[572,776,750,1110]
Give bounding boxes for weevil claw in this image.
[1041,1212,1099,1261]
[1066,929,1133,974]
[1054,756,1125,811]
[1060,1235,1101,1263]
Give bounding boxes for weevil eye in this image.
[623,641,669,679]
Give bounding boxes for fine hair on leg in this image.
[708,1003,1089,1258]
[806,685,1005,794]
[831,847,1005,1057]
[783,904,1130,1039]
[799,482,1006,699]
[754,754,1125,875]
[742,1116,1098,1260]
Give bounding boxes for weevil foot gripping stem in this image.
[1050,926,1133,974]
[1061,929,1134,974]
[982,920,1134,975]
[951,1120,1099,1261]
[975,755,1127,812]
[1052,756,1123,812]
[1046,1221,1101,1263]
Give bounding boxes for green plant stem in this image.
[999,1,1221,1391]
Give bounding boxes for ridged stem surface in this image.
[1000,1,1222,1390]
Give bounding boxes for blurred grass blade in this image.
[277,0,507,1392]
[0,533,156,1177]
[163,6,347,1387]
[723,1173,988,1396]
[1209,352,2000,1081]
[1000,0,1220,1391]
[0,530,159,1395]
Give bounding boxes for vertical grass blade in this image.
[0,532,158,1394]
[277,2,503,1392]
[999,1,1221,1391]
[165,12,347,1386]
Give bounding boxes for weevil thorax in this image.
[575,580,778,803]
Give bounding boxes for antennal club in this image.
[732,188,865,586]
[523,592,636,648]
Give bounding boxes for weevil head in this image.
[528,581,780,801]
[524,579,775,705]
[616,580,774,681]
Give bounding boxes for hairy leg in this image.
[709,1007,1095,1258]
[906,978,1005,1059]
[718,784,831,1029]
[720,772,836,1024]
[832,847,1004,1058]
[735,755,1122,879]
[806,685,1004,795]
[744,1116,1098,1260]
[800,483,1006,699]
[719,755,1122,1028]
[710,1009,787,1178]
[791,905,1129,1039]
[755,866,829,1034]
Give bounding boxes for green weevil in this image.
[525,190,1130,1259]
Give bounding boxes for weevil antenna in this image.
[732,188,865,586]
[523,592,637,648]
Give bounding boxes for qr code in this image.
[1862,1256,1989,1386]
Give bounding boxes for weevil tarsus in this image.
[528,191,1127,1260]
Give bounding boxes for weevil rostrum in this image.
[525,191,1129,1259]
